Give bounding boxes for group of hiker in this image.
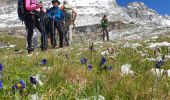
[18,0,109,54]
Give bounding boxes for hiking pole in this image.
[73,24,85,46]
[52,16,55,48]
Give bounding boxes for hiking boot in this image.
[28,48,34,54]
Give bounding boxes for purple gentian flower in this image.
[80,58,88,64]
[107,66,113,70]
[155,60,164,69]
[88,64,92,71]
[99,57,106,67]
[20,80,26,89]
[12,84,16,91]
[0,80,2,89]
[0,64,3,71]
[30,77,37,85]
[41,59,47,65]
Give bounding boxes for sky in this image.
[116,0,170,15]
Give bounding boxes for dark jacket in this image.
[101,19,108,29]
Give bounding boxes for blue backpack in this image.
[17,0,27,22]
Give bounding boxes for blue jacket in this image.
[47,6,65,22]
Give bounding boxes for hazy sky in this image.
[116,0,170,15]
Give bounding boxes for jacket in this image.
[25,0,40,11]
[101,19,108,29]
[47,6,65,22]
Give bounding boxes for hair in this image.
[63,0,68,4]
[102,15,107,20]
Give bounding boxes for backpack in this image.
[17,0,27,22]
[61,5,73,23]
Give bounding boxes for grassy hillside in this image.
[0,33,170,99]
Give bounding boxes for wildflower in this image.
[107,66,113,70]
[0,80,2,89]
[12,80,26,94]
[155,60,164,69]
[80,58,88,64]
[88,64,92,71]
[99,57,106,67]
[30,76,37,85]
[0,64,3,71]
[41,59,47,65]
[19,79,26,89]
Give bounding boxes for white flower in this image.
[148,41,170,49]
[121,64,134,76]
[9,44,16,48]
[101,50,109,56]
[151,68,164,77]
[36,74,43,86]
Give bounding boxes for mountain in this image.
[0,0,170,37]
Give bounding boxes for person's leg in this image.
[57,22,64,48]
[49,20,57,48]
[106,29,109,41]
[33,29,38,49]
[68,25,73,45]
[64,25,69,46]
[102,28,105,41]
[35,18,48,50]
[25,14,35,53]
[45,22,50,47]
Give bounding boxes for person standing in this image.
[47,0,65,48]
[60,0,77,46]
[24,0,48,53]
[101,15,109,41]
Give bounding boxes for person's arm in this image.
[72,8,77,22]
[25,0,41,11]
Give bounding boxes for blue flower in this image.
[0,80,2,89]
[99,57,106,67]
[30,77,37,85]
[0,64,3,71]
[155,60,164,69]
[20,80,26,89]
[107,66,113,70]
[80,58,88,64]
[41,59,47,65]
[12,84,16,91]
[88,64,92,71]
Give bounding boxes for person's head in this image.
[103,15,107,19]
[63,0,69,5]
[52,0,61,7]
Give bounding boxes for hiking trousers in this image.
[102,28,109,41]
[50,20,64,48]
[64,24,73,45]
[25,13,48,51]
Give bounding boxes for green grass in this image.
[1,33,170,99]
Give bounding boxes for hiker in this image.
[101,15,109,41]
[60,0,77,46]
[47,0,65,48]
[18,0,48,53]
